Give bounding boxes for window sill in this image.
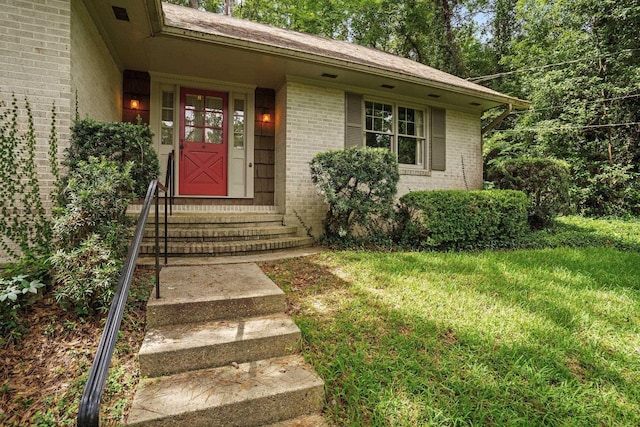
[399,167,431,176]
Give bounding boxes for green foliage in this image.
[310,147,399,242]
[397,190,529,251]
[0,275,45,344]
[574,163,640,217]
[67,119,158,198]
[486,157,572,229]
[0,96,60,260]
[51,158,134,313]
[488,0,640,216]
[50,234,122,314]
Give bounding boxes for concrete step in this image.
[139,314,302,377]
[263,415,329,427]
[142,225,299,241]
[140,237,314,257]
[146,264,286,328]
[126,355,324,427]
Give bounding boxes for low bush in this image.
[486,157,571,229]
[397,190,529,251]
[67,119,159,198]
[0,275,45,344]
[51,157,135,314]
[310,147,399,243]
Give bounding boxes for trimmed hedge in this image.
[397,190,529,251]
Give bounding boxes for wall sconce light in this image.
[130,98,140,110]
[261,113,271,123]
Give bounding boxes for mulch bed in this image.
[0,272,151,426]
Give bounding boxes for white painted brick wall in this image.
[280,81,344,237]
[71,0,121,122]
[398,109,483,195]
[278,82,484,239]
[0,0,72,262]
[0,0,122,262]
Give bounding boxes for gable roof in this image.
[156,3,528,110]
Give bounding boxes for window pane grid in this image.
[363,101,426,166]
[183,94,224,144]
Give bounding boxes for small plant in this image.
[0,275,46,343]
[310,147,399,242]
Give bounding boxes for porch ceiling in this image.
[84,0,526,112]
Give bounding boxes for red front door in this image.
[179,88,228,196]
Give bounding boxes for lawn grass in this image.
[260,217,640,426]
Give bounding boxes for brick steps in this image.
[140,237,314,257]
[142,225,299,241]
[138,212,313,257]
[126,264,325,426]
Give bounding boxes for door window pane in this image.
[233,99,245,150]
[206,129,223,144]
[185,126,203,142]
[161,90,174,145]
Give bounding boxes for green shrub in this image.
[67,119,158,197]
[50,234,121,313]
[397,190,529,251]
[486,157,571,229]
[574,163,640,217]
[310,147,399,242]
[51,157,134,313]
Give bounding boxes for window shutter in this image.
[345,93,363,148]
[430,108,446,171]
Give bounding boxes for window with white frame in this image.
[363,100,426,166]
[346,93,445,171]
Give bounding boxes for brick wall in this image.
[280,81,345,237]
[0,0,73,261]
[277,82,483,239]
[71,0,121,122]
[398,109,483,195]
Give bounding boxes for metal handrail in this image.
[77,179,168,427]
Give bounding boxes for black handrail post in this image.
[155,186,160,300]
[164,186,168,266]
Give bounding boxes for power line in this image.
[510,93,640,115]
[492,121,640,135]
[468,48,640,83]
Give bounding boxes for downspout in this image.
[481,103,513,135]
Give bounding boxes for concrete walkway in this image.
[128,249,327,426]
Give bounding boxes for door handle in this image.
[179,143,184,149]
